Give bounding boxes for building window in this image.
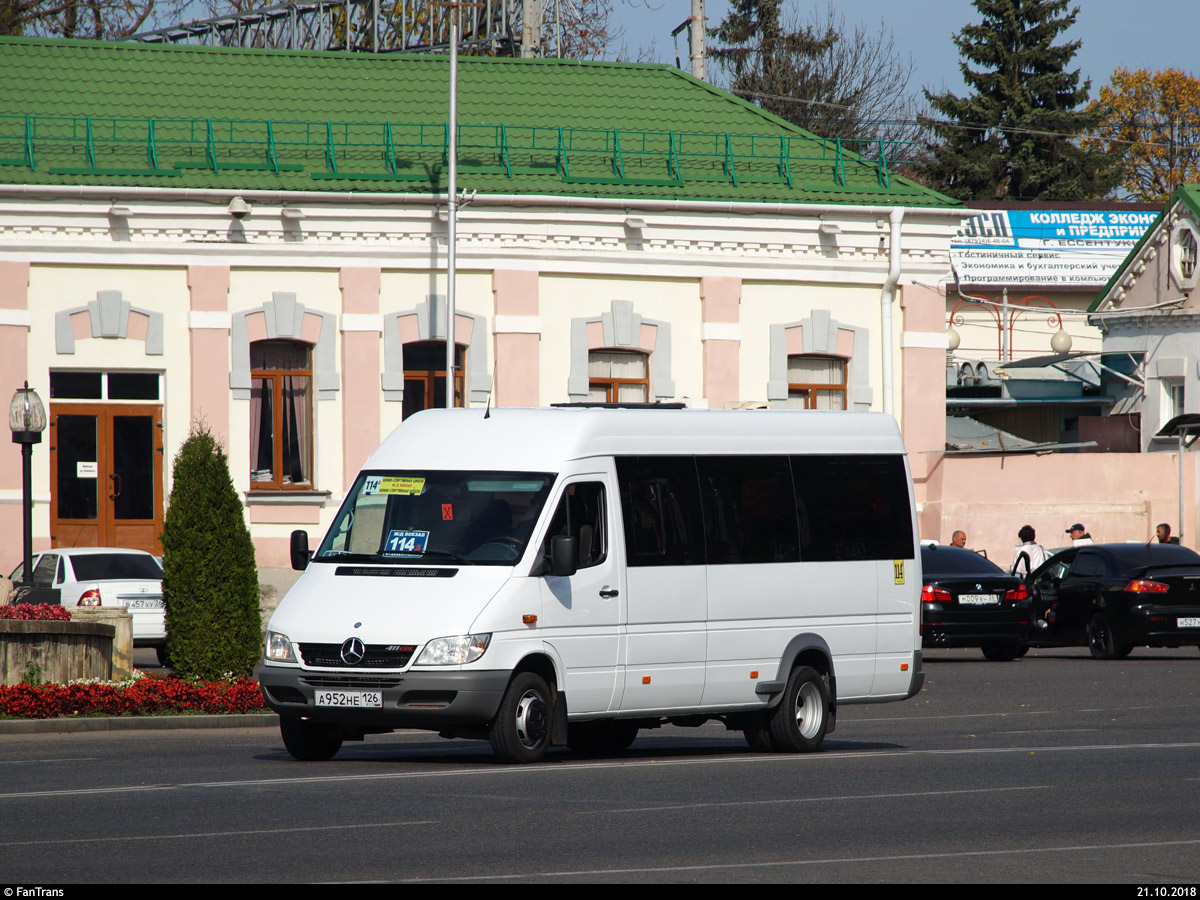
[1168,380,1186,421]
[250,340,312,489]
[1181,229,1198,281]
[588,350,649,403]
[786,355,847,410]
[403,341,465,420]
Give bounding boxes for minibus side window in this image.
[616,456,704,567]
[697,456,799,564]
[540,482,607,569]
[791,455,914,561]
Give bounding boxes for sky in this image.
[605,0,1197,102]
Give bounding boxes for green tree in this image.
[919,0,1116,200]
[161,425,261,680]
[709,2,922,145]
[1088,68,1200,202]
[710,0,837,124]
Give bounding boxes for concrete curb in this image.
[0,711,279,735]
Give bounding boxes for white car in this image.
[7,548,167,664]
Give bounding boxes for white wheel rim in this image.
[514,689,548,750]
[795,681,824,740]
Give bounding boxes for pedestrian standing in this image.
[1156,523,1181,544]
[1011,525,1048,578]
[1065,523,1093,546]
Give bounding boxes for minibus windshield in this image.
[314,470,555,566]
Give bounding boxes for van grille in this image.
[297,643,415,669]
[300,676,404,689]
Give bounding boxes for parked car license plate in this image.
[958,593,1001,605]
[315,690,382,708]
[128,598,164,609]
[1178,617,1200,628]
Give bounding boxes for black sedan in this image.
[1025,542,1200,659]
[921,544,1031,660]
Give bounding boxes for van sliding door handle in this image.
[599,587,619,598]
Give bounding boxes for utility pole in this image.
[521,0,542,57]
[689,0,706,82]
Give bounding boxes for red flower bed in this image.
[0,675,266,718]
[0,604,72,621]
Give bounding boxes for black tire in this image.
[766,666,830,753]
[1088,613,1134,660]
[981,641,1021,662]
[565,722,594,751]
[155,645,171,667]
[566,720,639,753]
[279,718,343,761]
[743,717,773,753]
[489,672,553,763]
[1015,644,1030,658]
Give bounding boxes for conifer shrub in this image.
[161,425,261,679]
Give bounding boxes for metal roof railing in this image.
[0,114,922,193]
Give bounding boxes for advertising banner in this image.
[951,209,1157,287]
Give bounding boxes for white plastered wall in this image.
[538,273,700,405]
[227,268,342,512]
[377,268,493,444]
[26,265,190,539]
[740,279,884,410]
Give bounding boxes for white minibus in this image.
[256,406,923,763]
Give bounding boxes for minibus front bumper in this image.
[255,663,511,728]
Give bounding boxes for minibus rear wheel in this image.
[490,672,552,763]
[767,666,829,753]
[280,718,343,761]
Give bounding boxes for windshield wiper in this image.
[405,549,472,565]
[317,549,472,565]
[312,551,381,563]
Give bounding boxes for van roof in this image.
[365,407,906,471]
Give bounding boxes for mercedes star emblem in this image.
[340,637,366,665]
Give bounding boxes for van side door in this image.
[615,456,707,712]
[536,471,623,715]
[697,455,800,707]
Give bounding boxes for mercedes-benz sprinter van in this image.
[256,406,922,763]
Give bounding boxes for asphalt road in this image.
[3,646,1200,883]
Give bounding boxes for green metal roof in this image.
[0,37,960,207]
[1090,185,1200,310]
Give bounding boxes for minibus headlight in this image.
[265,631,297,663]
[415,633,492,666]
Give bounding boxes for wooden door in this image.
[50,404,164,554]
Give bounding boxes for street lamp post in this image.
[8,382,47,586]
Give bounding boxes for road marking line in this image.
[591,784,1048,814]
[4,821,435,847]
[3,741,1199,800]
[846,702,1197,723]
[385,837,1200,882]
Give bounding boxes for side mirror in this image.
[290,529,311,571]
[549,535,579,577]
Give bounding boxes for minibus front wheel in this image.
[489,672,552,763]
[280,717,344,761]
